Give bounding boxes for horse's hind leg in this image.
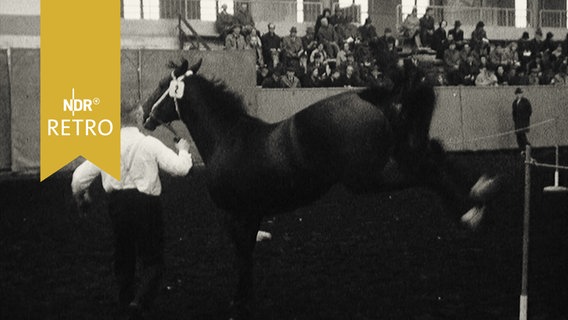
[228,212,262,320]
[397,140,493,226]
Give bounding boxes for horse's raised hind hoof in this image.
[469,174,501,203]
[461,206,485,230]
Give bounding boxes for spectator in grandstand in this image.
[378,28,396,53]
[329,6,346,26]
[495,65,509,85]
[365,65,394,88]
[475,66,498,86]
[257,65,270,86]
[459,43,479,65]
[357,18,378,45]
[336,42,352,66]
[321,68,342,87]
[512,87,532,150]
[527,67,541,85]
[296,54,309,82]
[551,64,568,86]
[518,32,532,71]
[479,55,491,70]
[529,28,545,57]
[268,49,283,74]
[419,7,436,49]
[470,21,489,55]
[302,67,321,88]
[511,67,530,86]
[340,65,363,87]
[301,26,318,58]
[261,23,282,67]
[444,41,461,85]
[281,27,304,67]
[310,43,329,63]
[432,20,448,59]
[317,17,341,58]
[261,69,282,88]
[234,2,254,28]
[544,32,556,53]
[340,52,361,79]
[459,54,480,85]
[551,43,564,61]
[315,8,332,36]
[399,7,421,48]
[248,33,264,67]
[215,3,234,41]
[448,20,464,49]
[503,41,521,69]
[280,66,302,88]
[225,24,248,50]
[562,33,568,56]
[489,43,505,67]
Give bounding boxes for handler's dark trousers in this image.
[108,189,164,309]
[516,132,529,150]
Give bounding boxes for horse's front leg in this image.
[228,212,261,320]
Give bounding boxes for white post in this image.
[520,145,531,320]
[515,0,527,28]
[297,0,304,23]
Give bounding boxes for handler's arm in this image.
[152,138,193,176]
[71,160,101,196]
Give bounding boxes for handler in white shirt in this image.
[71,100,192,317]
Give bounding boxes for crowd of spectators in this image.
[216,4,568,88]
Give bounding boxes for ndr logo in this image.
[63,88,100,116]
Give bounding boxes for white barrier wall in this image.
[255,86,568,151]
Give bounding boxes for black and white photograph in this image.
[1,0,567,319]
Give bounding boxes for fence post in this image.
[520,144,531,320]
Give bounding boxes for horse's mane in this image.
[188,75,261,123]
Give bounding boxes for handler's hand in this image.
[74,190,92,218]
[175,138,190,153]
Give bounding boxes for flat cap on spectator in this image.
[515,87,523,94]
[384,28,392,33]
[290,27,297,33]
[306,26,315,33]
[231,23,242,31]
[454,20,461,27]
[286,65,296,72]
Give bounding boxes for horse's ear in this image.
[189,58,203,74]
[180,59,189,72]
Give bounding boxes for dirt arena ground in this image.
[1,149,567,320]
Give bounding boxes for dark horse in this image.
[142,59,498,318]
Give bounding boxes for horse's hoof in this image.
[256,230,272,242]
[461,206,485,230]
[470,174,500,202]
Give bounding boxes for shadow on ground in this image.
[1,150,567,320]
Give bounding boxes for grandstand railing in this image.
[121,0,322,23]
[539,9,567,28]
[396,5,532,31]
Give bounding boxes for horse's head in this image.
[142,58,203,130]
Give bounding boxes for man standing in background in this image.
[512,87,532,151]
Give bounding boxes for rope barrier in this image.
[527,158,568,171]
[447,119,556,145]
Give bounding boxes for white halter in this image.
[146,69,194,140]
[149,69,194,121]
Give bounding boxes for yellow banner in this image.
[40,0,120,181]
